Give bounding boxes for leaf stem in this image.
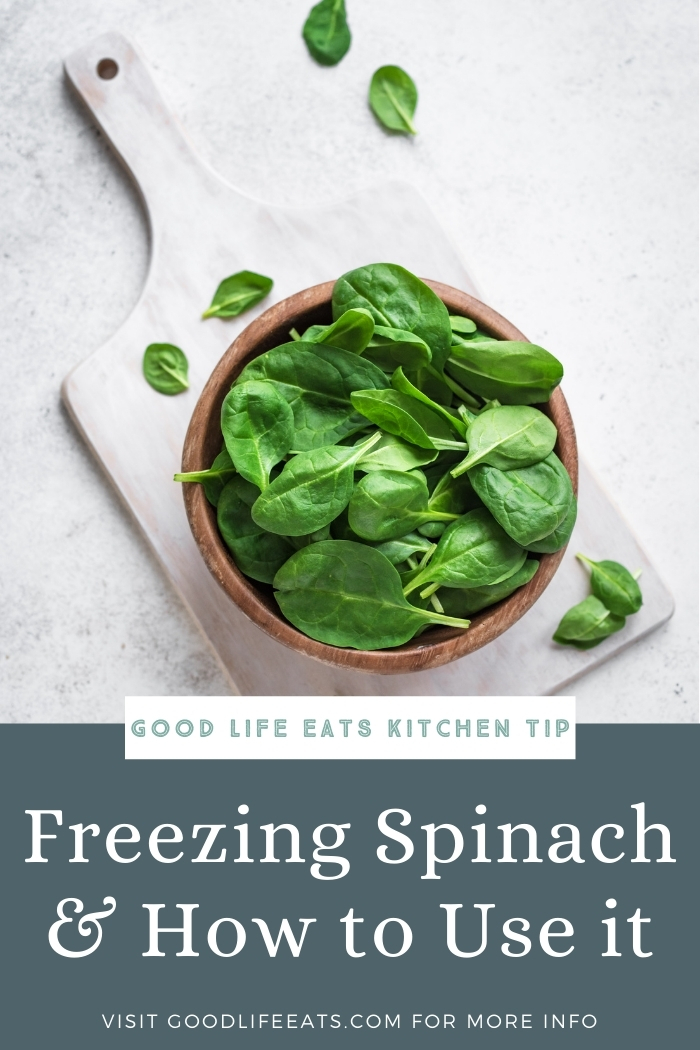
[440,369,481,409]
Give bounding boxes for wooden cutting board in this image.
[62,32,674,696]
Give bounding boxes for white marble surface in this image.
[0,0,696,723]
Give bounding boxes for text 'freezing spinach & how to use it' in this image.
[175,263,574,650]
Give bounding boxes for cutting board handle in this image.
[64,32,214,220]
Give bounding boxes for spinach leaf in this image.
[440,558,540,616]
[273,541,471,649]
[174,447,236,507]
[446,340,564,404]
[350,388,466,451]
[356,431,438,473]
[221,380,294,491]
[468,452,573,546]
[252,432,380,536]
[428,469,482,516]
[391,366,467,437]
[363,326,432,371]
[525,496,577,553]
[348,469,460,542]
[143,344,189,395]
[552,595,626,650]
[306,308,375,354]
[403,507,527,596]
[372,532,434,565]
[332,263,452,371]
[449,315,477,335]
[417,521,447,539]
[302,0,351,66]
[238,341,389,450]
[451,405,557,475]
[576,555,643,616]
[413,365,458,405]
[369,66,418,135]
[202,271,273,319]
[217,477,293,584]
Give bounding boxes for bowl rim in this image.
[181,279,578,675]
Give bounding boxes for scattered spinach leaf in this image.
[221,380,294,490]
[576,554,643,617]
[273,541,471,649]
[143,343,189,395]
[369,65,418,135]
[302,0,351,66]
[552,595,625,650]
[202,271,273,319]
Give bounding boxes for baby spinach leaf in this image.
[451,405,557,476]
[356,431,438,473]
[413,365,457,405]
[174,448,236,507]
[446,340,564,404]
[403,507,527,596]
[525,496,577,553]
[143,344,189,395]
[307,308,375,354]
[252,432,380,536]
[350,388,466,451]
[363,326,432,371]
[202,271,273,319]
[332,263,452,371]
[349,469,460,542]
[449,315,477,335]
[221,380,294,491]
[273,541,471,649]
[391,366,467,438]
[440,558,540,616]
[371,532,434,565]
[552,595,626,650]
[417,521,447,539]
[576,555,643,617]
[238,341,389,450]
[428,469,482,516]
[468,452,573,547]
[302,0,351,66]
[369,66,418,135]
[217,477,293,584]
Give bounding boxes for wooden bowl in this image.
[181,280,578,674]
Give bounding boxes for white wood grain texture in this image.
[61,32,673,696]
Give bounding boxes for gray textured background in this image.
[1,0,697,722]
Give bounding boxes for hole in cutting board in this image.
[97,58,119,80]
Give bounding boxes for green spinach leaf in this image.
[449,315,477,335]
[273,541,471,649]
[371,532,434,565]
[428,469,482,516]
[349,469,460,542]
[356,431,438,472]
[307,308,375,354]
[468,452,573,546]
[174,447,236,507]
[525,496,577,553]
[552,595,626,650]
[143,344,189,395]
[221,380,294,490]
[363,326,432,371]
[576,554,643,616]
[202,271,273,319]
[302,0,351,66]
[350,388,466,451]
[446,340,564,404]
[217,477,293,584]
[440,558,540,616]
[403,507,527,596]
[391,366,467,437]
[332,263,452,371]
[252,432,380,536]
[369,66,418,135]
[238,341,389,450]
[451,405,557,475]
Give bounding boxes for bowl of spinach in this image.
[178,264,577,673]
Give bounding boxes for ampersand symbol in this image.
[48,896,117,958]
